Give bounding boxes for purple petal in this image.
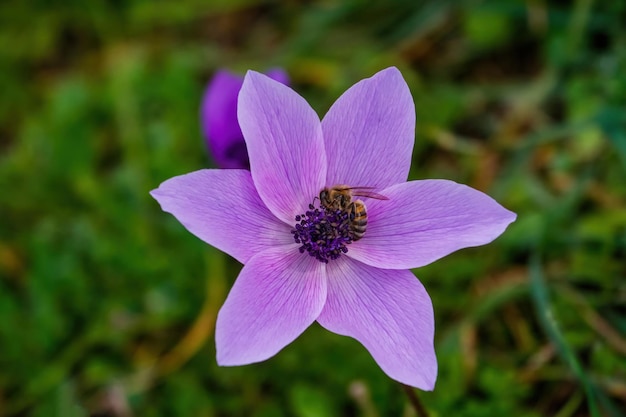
[216,246,327,365]
[322,67,415,188]
[346,180,517,269]
[238,71,326,224]
[150,169,293,264]
[318,257,436,389]
[200,70,247,169]
[200,69,291,169]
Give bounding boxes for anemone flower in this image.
[152,67,516,390]
[200,68,289,169]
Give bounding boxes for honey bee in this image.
[319,185,388,240]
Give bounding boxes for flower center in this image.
[291,202,354,263]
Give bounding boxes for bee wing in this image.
[349,187,389,200]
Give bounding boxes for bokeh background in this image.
[1,0,625,416]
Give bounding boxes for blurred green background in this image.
[1,0,625,416]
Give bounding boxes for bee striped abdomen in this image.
[350,200,367,240]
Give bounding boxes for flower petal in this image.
[238,71,326,224]
[318,257,436,389]
[151,169,293,264]
[200,69,291,169]
[200,70,247,169]
[216,246,327,365]
[347,180,517,269]
[322,67,415,188]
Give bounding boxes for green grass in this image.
[1,0,625,415]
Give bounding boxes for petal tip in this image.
[398,359,438,391]
[372,66,405,83]
[420,366,438,391]
[243,69,291,94]
[243,69,267,84]
[149,186,164,202]
[378,65,400,75]
[215,350,245,367]
[508,209,518,223]
[498,206,518,231]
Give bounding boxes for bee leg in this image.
[347,202,356,221]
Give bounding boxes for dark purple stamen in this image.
[291,203,354,263]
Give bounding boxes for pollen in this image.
[291,203,354,263]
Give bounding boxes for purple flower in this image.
[152,67,516,390]
[200,68,289,169]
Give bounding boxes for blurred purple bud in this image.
[200,68,290,169]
